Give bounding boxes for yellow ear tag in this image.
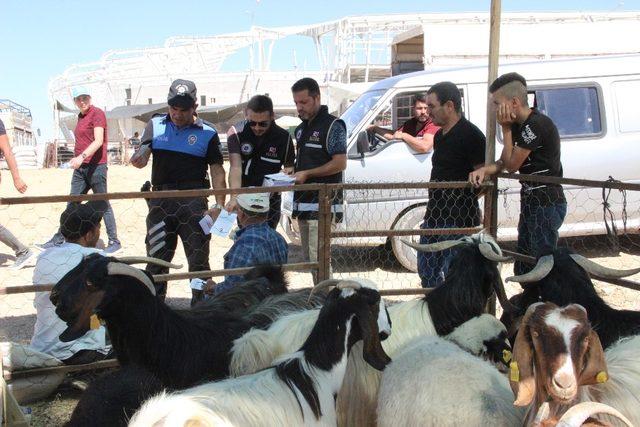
[503,349,512,363]
[596,371,608,383]
[510,361,520,382]
[90,314,101,330]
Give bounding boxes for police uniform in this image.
[140,113,223,301]
[231,121,294,228]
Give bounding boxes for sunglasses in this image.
[248,120,270,128]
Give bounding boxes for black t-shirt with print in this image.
[512,109,566,206]
[426,116,486,227]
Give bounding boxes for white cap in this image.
[237,192,270,213]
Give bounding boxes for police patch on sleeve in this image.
[296,129,302,140]
[188,134,198,145]
[240,142,254,155]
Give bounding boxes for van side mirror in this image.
[356,131,370,157]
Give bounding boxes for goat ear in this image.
[510,322,536,406]
[355,302,391,371]
[578,330,608,386]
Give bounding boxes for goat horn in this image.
[401,239,465,253]
[107,263,157,296]
[309,279,343,299]
[115,256,183,269]
[506,255,554,284]
[478,242,512,262]
[556,402,633,427]
[569,254,640,279]
[336,280,363,291]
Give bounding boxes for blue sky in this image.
[1,0,636,140]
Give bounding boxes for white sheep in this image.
[377,314,524,427]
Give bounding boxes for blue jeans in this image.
[54,164,119,243]
[417,218,464,288]
[513,201,567,275]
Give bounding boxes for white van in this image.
[282,55,640,271]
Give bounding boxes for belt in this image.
[152,181,207,191]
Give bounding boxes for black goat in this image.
[502,248,640,349]
[66,366,163,427]
[50,254,323,389]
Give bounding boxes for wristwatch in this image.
[211,203,224,210]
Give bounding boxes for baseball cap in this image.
[237,192,270,213]
[168,79,197,108]
[71,86,90,99]
[60,201,107,240]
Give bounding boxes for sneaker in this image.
[11,250,36,270]
[104,241,122,255]
[36,237,64,250]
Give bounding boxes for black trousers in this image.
[145,197,211,305]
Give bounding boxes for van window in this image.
[533,86,602,138]
[613,80,640,133]
[341,89,386,138]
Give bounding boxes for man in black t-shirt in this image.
[131,79,227,304]
[418,82,486,288]
[470,72,566,276]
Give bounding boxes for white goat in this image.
[377,314,524,427]
[129,279,392,427]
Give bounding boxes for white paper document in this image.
[199,215,215,235]
[263,172,296,187]
[206,210,238,237]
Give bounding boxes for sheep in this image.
[65,366,163,427]
[377,314,524,427]
[503,248,640,348]
[128,278,393,427]
[229,231,516,426]
[50,254,325,390]
[509,302,612,426]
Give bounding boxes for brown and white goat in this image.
[510,302,611,426]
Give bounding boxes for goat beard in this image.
[59,321,90,342]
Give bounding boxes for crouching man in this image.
[30,201,112,364]
[208,192,288,296]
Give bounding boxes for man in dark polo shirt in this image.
[470,72,566,276]
[226,94,294,228]
[131,79,227,304]
[39,86,121,253]
[368,93,440,153]
[418,81,486,288]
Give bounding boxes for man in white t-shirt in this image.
[30,201,112,364]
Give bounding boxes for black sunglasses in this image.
[249,120,270,128]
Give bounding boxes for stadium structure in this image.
[48,11,640,147]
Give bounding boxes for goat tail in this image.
[129,393,233,427]
[244,264,287,294]
[229,328,280,377]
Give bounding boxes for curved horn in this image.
[478,242,512,263]
[506,255,554,284]
[107,263,156,296]
[337,280,363,291]
[401,239,465,253]
[116,256,183,269]
[569,254,640,279]
[309,279,343,298]
[556,402,633,427]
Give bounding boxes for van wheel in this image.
[390,203,427,272]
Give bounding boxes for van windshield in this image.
[340,89,386,138]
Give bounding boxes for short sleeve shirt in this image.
[399,117,440,138]
[75,105,108,165]
[427,116,486,226]
[512,109,565,206]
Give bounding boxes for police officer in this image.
[290,77,347,284]
[226,95,294,228]
[131,79,227,305]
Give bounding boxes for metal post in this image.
[317,186,332,283]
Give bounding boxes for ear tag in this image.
[503,349,512,363]
[90,314,101,330]
[510,361,520,382]
[596,371,608,383]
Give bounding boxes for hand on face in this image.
[496,102,517,126]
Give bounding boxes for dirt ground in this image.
[1,165,639,425]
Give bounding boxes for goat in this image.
[377,314,523,427]
[548,402,633,427]
[229,231,516,426]
[65,366,163,427]
[510,302,611,426]
[129,278,392,427]
[50,254,324,390]
[503,248,640,349]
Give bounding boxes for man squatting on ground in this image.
[226,94,295,229]
[470,72,566,275]
[131,79,227,305]
[290,77,347,284]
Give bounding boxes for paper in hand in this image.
[263,172,296,187]
[210,210,238,237]
[199,215,215,235]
